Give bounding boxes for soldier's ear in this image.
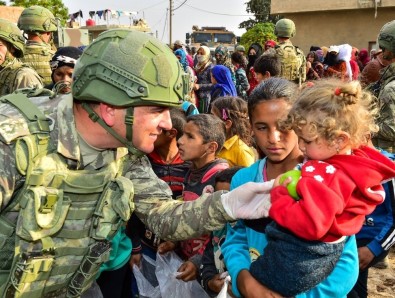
[99,103,116,127]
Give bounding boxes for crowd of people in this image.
[0,5,395,298]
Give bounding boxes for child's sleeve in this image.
[221,221,251,298]
[200,235,220,297]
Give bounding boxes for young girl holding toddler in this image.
[221,77,395,298]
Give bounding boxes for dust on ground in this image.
[367,247,395,297]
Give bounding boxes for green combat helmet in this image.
[378,20,395,53]
[73,29,186,154]
[0,18,25,58]
[274,18,296,38]
[18,5,58,33]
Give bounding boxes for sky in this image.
[61,0,253,44]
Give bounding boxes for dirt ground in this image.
[367,247,395,297]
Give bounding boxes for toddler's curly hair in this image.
[280,78,378,148]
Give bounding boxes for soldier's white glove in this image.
[221,180,274,220]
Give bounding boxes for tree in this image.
[240,0,281,30]
[240,22,276,50]
[0,1,6,5]
[10,0,69,26]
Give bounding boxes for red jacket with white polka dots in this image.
[270,146,395,242]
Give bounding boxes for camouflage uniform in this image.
[0,18,43,96]
[373,63,395,152]
[0,58,43,96]
[372,20,395,152]
[22,41,55,85]
[274,18,306,85]
[0,29,232,297]
[18,6,58,86]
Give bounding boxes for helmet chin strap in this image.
[81,102,144,157]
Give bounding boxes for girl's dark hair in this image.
[248,77,298,120]
[215,166,244,184]
[170,107,187,140]
[187,114,226,153]
[231,51,244,65]
[211,96,252,146]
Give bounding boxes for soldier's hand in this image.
[129,253,142,269]
[176,261,198,281]
[158,241,176,254]
[221,181,274,219]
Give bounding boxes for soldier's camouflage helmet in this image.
[274,18,296,38]
[378,20,395,53]
[73,29,185,107]
[18,5,58,33]
[0,18,25,58]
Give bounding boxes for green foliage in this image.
[240,22,276,50]
[10,0,69,26]
[240,0,281,30]
[0,1,6,5]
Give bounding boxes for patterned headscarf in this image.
[214,45,234,74]
[174,48,188,72]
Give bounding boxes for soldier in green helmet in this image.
[0,29,273,297]
[372,20,395,153]
[18,5,58,85]
[0,18,43,96]
[274,18,306,85]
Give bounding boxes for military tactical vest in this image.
[275,43,306,84]
[0,92,135,297]
[0,59,31,96]
[21,43,55,86]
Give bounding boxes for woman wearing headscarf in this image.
[214,45,236,84]
[193,45,214,113]
[209,65,237,112]
[175,48,197,105]
[246,42,263,95]
[47,46,83,94]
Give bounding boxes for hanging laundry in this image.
[96,10,104,19]
[89,11,96,19]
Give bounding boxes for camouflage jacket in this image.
[276,40,306,84]
[374,63,395,151]
[21,41,55,86]
[0,58,43,96]
[0,94,231,240]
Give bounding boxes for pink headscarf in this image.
[358,49,370,66]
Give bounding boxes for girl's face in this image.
[250,99,300,163]
[297,125,337,161]
[210,72,217,84]
[178,121,210,166]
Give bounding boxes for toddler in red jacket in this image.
[250,78,395,297]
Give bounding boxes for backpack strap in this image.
[201,163,229,184]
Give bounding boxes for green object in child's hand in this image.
[279,170,301,200]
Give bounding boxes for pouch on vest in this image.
[16,187,71,242]
[5,252,55,298]
[91,176,135,240]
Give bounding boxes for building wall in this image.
[272,0,395,13]
[0,6,24,23]
[273,8,395,54]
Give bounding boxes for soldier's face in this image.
[131,106,172,153]
[0,40,9,65]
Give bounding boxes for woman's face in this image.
[52,65,74,93]
[249,48,257,56]
[250,99,300,163]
